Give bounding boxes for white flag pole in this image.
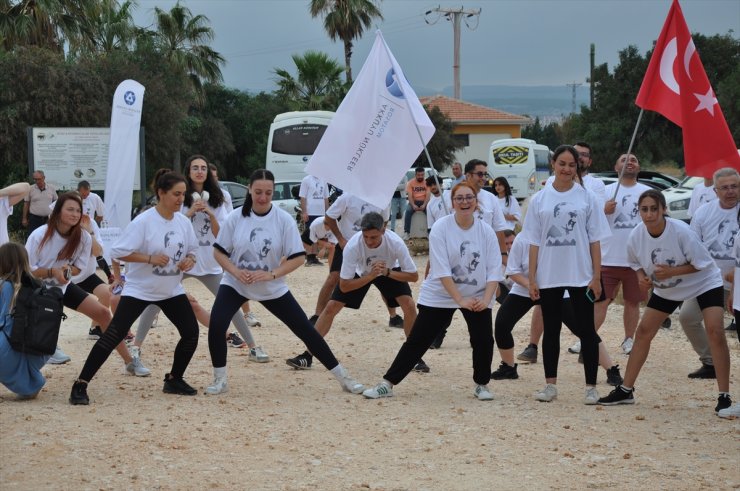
[611,108,644,200]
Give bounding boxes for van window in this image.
[271,124,327,155]
[492,146,529,164]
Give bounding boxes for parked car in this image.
[591,170,680,191]
[273,180,301,217]
[220,180,247,209]
[661,176,703,222]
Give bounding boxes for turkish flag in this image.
[636,0,740,178]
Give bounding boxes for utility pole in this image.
[589,43,595,108]
[566,81,582,114]
[425,6,481,100]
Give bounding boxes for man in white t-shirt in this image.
[680,167,739,379]
[77,180,104,225]
[299,174,330,266]
[688,178,717,219]
[425,175,450,231]
[0,182,30,245]
[462,159,509,261]
[574,142,607,204]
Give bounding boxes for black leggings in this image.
[539,286,599,385]
[208,285,338,370]
[384,304,493,386]
[78,294,199,382]
[494,294,578,349]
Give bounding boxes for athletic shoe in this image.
[226,332,247,348]
[362,381,393,399]
[568,341,581,354]
[688,363,716,379]
[597,386,635,405]
[205,376,228,395]
[124,331,135,344]
[660,317,671,329]
[49,346,71,365]
[517,344,538,364]
[69,380,89,405]
[535,383,558,402]
[717,403,740,419]
[429,330,446,349]
[584,387,600,405]
[413,359,430,373]
[125,355,152,377]
[308,255,323,266]
[88,326,103,340]
[244,312,261,327]
[308,315,319,326]
[621,337,634,355]
[388,315,404,328]
[286,351,313,370]
[249,346,270,363]
[606,365,623,386]
[491,362,519,380]
[725,320,737,332]
[474,384,494,401]
[336,367,364,394]
[162,375,197,396]
[715,394,732,413]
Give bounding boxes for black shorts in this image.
[331,270,412,309]
[647,286,725,314]
[75,273,104,294]
[330,244,344,272]
[63,282,90,310]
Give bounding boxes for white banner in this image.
[103,80,144,229]
[306,31,435,209]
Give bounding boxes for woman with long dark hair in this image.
[493,176,521,231]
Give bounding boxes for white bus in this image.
[265,111,334,180]
[488,138,551,200]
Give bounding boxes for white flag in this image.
[103,79,144,229]
[306,31,435,209]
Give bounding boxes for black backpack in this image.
[2,273,66,356]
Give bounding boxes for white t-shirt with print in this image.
[690,201,739,288]
[216,205,305,301]
[309,216,336,244]
[82,192,105,221]
[419,214,503,308]
[26,225,92,293]
[426,193,450,229]
[299,175,330,217]
[688,182,717,218]
[0,197,12,245]
[498,196,521,231]
[340,229,416,280]
[627,217,722,301]
[733,230,740,311]
[601,182,652,267]
[440,188,507,232]
[111,207,198,301]
[72,220,102,283]
[581,174,607,204]
[220,187,234,214]
[522,183,611,289]
[182,203,229,276]
[504,234,531,298]
[325,194,390,243]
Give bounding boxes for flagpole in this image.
[377,31,450,215]
[612,108,644,200]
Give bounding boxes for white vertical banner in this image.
[103,79,145,229]
[306,31,435,209]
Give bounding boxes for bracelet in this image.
[501,252,508,256]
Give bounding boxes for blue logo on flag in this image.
[385,68,405,99]
[123,91,136,105]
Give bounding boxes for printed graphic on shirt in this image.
[706,219,737,260]
[614,194,641,229]
[154,231,185,276]
[546,202,578,246]
[193,214,213,246]
[352,204,375,232]
[236,227,272,272]
[450,240,481,285]
[650,247,682,288]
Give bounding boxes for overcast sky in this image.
[133,0,739,92]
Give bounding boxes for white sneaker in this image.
[584,386,599,405]
[568,341,581,354]
[363,381,393,399]
[337,367,364,394]
[48,346,71,365]
[125,355,152,377]
[248,346,270,363]
[535,383,558,402]
[474,384,494,401]
[717,403,740,419]
[205,376,229,395]
[244,312,261,327]
[621,337,634,355]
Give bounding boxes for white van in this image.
[488,138,551,200]
[266,111,334,181]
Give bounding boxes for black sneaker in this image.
[69,380,90,405]
[88,326,103,340]
[429,330,446,349]
[715,394,732,413]
[308,315,319,326]
[491,362,518,380]
[413,359,430,373]
[606,365,623,386]
[162,374,197,396]
[725,320,736,331]
[661,317,671,329]
[688,363,716,379]
[388,315,404,328]
[597,386,635,405]
[516,344,537,363]
[286,351,313,370]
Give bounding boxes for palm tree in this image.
[273,50,344,111]
[309,0,383,84]
[72,0,137,55]
[0,0,88,53]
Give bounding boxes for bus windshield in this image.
[271,124,328,156]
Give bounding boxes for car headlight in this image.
[668,198,690,211]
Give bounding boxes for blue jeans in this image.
[389,196,404,232]
[404,201,425,234]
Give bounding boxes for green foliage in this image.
[412,105,464,171]
[273,50,346,111]
[522,117,562,150]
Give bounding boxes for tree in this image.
[70,0,137,56]
[412,105,464,171]
[309,0,383,84]
[0,0,88,53]
[273,50,345,111]
[522,116,562,151]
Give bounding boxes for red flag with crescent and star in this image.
[636,0,740,178]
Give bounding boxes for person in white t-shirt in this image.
[574,142,607,205]
[300,216,336,264]
[0,182,30,245]
[598,190,732,414]
[77,181,104,225]
[204,169,363,396]
[299,174,330,266]
[493,177,521,231]
[679,168,739,379]
[462,159,509,257]
[363,181,503,401]
[425,175,450,231]
[523,145,611,405]
[69,171,201,405]
[688,178,717,218]
[132,155,266,363]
